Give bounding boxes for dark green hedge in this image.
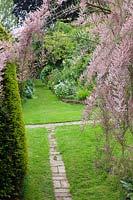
[0,63,27,200]
[0,25,27,200]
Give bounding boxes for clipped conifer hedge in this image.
[0,25,27,200]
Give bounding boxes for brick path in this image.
[48,127,72,200]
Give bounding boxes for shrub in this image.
[47,69,62,89]
[121,180,133,200]
[54,80,76,98]
[76,87,89,100]
[44,22,76,69]
[24,79,34,99]
[60,66,76,82]
[77,76,96,100]
[19,79,34,99]
[0,25,27,200]
[0,62,27,200]
[40,65,53,85]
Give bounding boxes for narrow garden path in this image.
[26,120,100,200]
[26,120,100,129]
[48,127,72,200]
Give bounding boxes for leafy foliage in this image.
[40,64,53,85]
[0,24,11,40]
[24,79,34,99]
[121,180,133,200]
[44,22,76,69]
[76,87,89,100]
[54,80,76,98]
[47,69,62,89]
[40,21,95,99]
[0,0,17,30]
[19,79,34,99]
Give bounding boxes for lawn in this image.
[22,128,55,200]
[22,80,84,124]
[55,124,124,200]
[22,80,129,200]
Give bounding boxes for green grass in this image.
[22,128,55,200]
[22,80,84,124]
[55,124,124,200]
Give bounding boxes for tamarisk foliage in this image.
[81,0,133,177]
[0,1,51,96]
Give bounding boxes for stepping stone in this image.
[55,192,71,198]
[61,180,70,188]
[58,166,66,173]
[53,180,70,189]
[50,160,64,166]
[53,180,62,188]
[53,172,66,177]
[51,152,61,155]
[53,176,67,181]
[55,188,70,193]
[51,166,58,173]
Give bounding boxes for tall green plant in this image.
[0,25,27,200]
[0,63,27,200]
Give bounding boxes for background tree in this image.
[0,0,17,30]
[13,0,43,22]
[13,0,80,24]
